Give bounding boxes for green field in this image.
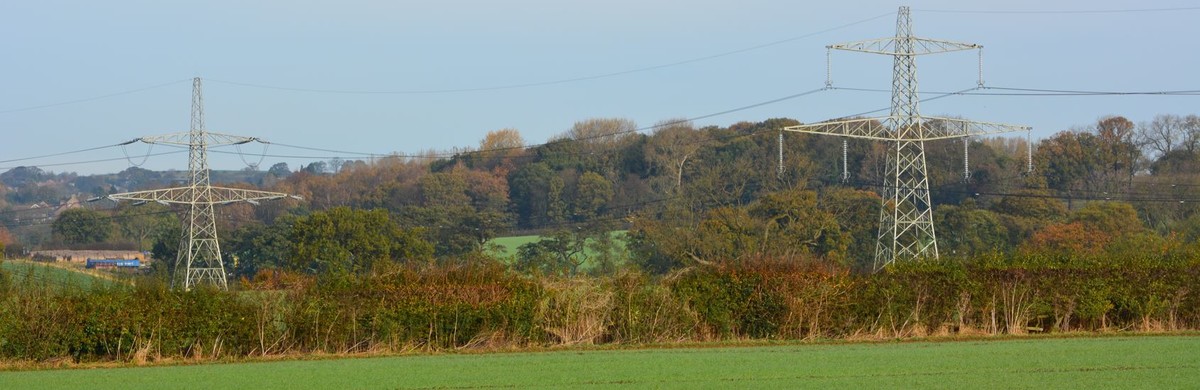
[2,336,1196,389]
[485,234,542,258]
[0,259,117,290]
[486,230,630,260]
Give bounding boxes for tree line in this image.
[2,113,1200,365]
[1,113,1198,275]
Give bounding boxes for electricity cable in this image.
[830,86,1200,97]
[0,141,139,165]
[252,87,831,160]
[0,150,186,171]
[914,6,1200,15]
[0,79,191,115]
[204,13,892,95]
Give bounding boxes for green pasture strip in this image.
[486,234,542,258]
[3,336,1197,389]
[486,230,629,261]
[0,259,115,290]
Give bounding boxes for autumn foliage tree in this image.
[1035,116,1141,206]
[0,225,12,258]
[1022,201,1145,257]
[477,128,526,174]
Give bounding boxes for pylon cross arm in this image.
[205,187,297,203]
[831,37,979,56]
[107,186,295,205]
[783,116,1028,142]
[139,131,258,147]
[918,116,1030,141]
[784,116,896,141]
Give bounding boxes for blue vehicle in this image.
[85,258,141,269]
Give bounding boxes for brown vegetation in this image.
[2,248,1198,367]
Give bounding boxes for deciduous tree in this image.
[115,203,177,251]
[644,119,703,194]
[935,201,1010,257]
[289,207,432,276]
[51,208,112,244]
[478,128,525,174]
[508,163,556,229]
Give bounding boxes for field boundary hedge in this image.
[1,254,1197,366]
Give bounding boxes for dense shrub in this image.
[1,251,1199,364]
[604,270,698,344]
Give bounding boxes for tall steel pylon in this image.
[104,77,298,290]
[784,6,1030,270]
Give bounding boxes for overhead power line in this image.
[819,84,1200,125]
[254,141,380,157]
[210,114,782,164]
[247,87,831,160]
[822,175,1200,205]
[914,6,1200,15]
[0,79,191,115]
[175,80,1200,166]
[981,86,1200,96]
[10,80,1196,172]
[834,87,982,118]
[0,150,186,171]
[204,13,892,95]
[1,209,178,230]
[832,86,1200,96]
[0,141,138,165]
[158,108,770,166]
[0,86,829,173]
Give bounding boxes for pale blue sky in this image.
[1,0,1197,174]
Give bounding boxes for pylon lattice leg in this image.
[178,200,227,290]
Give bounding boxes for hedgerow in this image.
[1,250,1198,364]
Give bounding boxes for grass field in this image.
[0,259,119,290]
[2,335,1196,389]
[486,230,630,261]
[485,234,542,258]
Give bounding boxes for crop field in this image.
[0,259,117,290]
[3,335,1196,389]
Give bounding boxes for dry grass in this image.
[537,279,614,345]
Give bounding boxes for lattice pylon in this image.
[106,77,298,290]
[881,8,935,268]
[783,6,1029,270]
